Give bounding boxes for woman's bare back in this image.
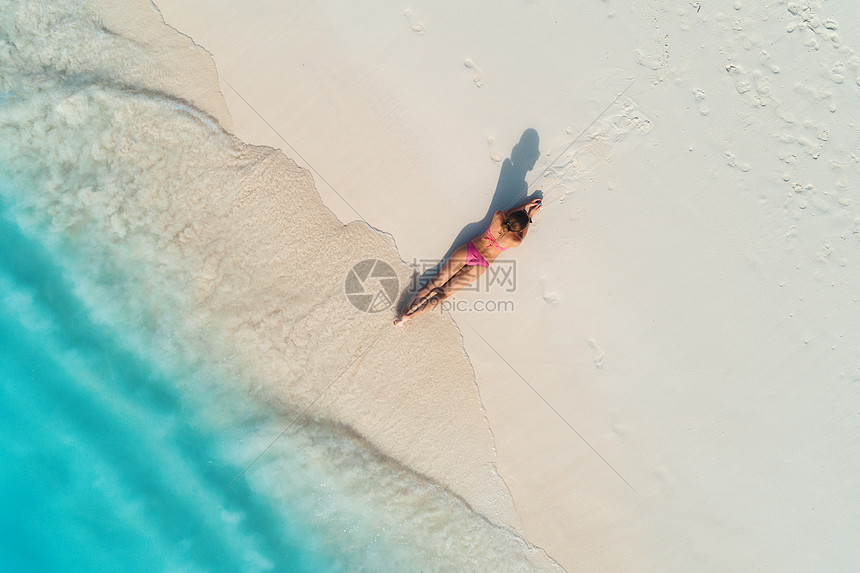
[472,210,524,263]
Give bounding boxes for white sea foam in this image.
[0,0,561,569]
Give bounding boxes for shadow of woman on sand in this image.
[404,128,543,300]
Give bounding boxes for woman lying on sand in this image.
[394,197,542,326]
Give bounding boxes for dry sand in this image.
[147,1,860,570]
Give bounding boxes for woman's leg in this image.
[441,262,488,296]
[405,244,470,312]
[395,248,487,325]
[401,263,488,320]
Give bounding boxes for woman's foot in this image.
[393,314,410,327]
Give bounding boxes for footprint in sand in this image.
[635,47,667,86]
[803,119,830,143]
[464,58,485,87]
[725,151,751,172]
[539,277,559,304]
[752,70,770,95]
[486,136,503,164]
[778,132,820,159]
[587,96,653,148]
[820,61,846,85]
[786,4,841,43]
[540,179,569,205]
[759,50,781,74]
[794,83,837,112]
[693,88,709,115]
[803,34,820,51]
[588,339,606,368]
[403,9,425,35]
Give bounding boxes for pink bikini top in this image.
[484,226,509,251]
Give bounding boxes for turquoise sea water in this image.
[0,195,334,571]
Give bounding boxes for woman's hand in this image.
[505,197,543,219]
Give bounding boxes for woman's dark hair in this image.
[500,210,530,234]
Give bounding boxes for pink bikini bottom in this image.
[465,241,489,267]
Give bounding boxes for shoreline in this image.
[124,0,538,534]
[135,0,860,570]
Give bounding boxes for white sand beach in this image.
[121,0,860,570]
